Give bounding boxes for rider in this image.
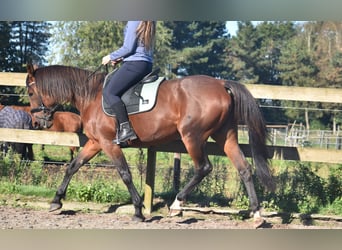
[102,21,156,144]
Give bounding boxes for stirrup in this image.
[113,132,137,145]
[113,122,137,145]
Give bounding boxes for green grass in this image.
[1,146,342,216]
[0,181,55,198]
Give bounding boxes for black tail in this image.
[224,80,275,191]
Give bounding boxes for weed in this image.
[1,147,342,216]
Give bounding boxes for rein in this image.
[87,59,122,81]
[87,64,108,81]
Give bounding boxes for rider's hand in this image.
[102,55,111,65]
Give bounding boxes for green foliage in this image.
[0,182,55,198]
[48,21,174,76]
[326,165,342,203]
[2,21,342,127]
[321,198,342,215]
[67,182,130,204]
[0,21,51,105]
[164,21,229,78]
[49,21,124,69]
[0,181,19,194]
[273,162,326,213]
[0,148,30,182]
[226,21,296,84]
[1,147,342,216]
[198,156,228,198]
[0,21,51,72]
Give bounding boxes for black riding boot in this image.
[110,100,137,145]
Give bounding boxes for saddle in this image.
[102,68,165,116]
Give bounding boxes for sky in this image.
[226,21,306,36]
[226,21,263,36]
[226,21,239,36]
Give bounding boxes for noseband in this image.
[27,81,62,126]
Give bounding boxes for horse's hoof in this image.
[49,202,62,212]
[253,217,266,229]
[132,215,145,222]
[168,209,183,217]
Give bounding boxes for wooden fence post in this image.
[144,147,156,214]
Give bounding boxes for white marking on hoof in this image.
[253,210,266,228]
[168,198,183,217]
[253,210,261,219]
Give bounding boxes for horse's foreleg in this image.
[49,141,101,212]
[169,142,212,216]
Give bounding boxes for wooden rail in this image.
[1,72,342,103]
[1,72,342,214]
[1,128,340,164]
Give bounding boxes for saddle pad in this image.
[127,77,164,115]
[102,76,164,116]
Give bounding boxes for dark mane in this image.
[34,65,105,105]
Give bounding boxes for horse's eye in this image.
[28,93,33,97]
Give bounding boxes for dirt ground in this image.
[1,196,342,229]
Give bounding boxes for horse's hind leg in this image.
[213,129,265,228]
[169,138,213,216]
[110,150,145,222]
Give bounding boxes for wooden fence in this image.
[1,72,342,213]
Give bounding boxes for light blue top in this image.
[109,21,153,63]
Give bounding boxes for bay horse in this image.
[26,64,275,228]
[31,111,82,161]
[46,111,82,160]
[10,105,82,160]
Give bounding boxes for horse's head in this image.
[26,64,60,129]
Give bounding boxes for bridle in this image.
[27,81,62,128]
[26,63,109,127]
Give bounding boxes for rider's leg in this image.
[110,99,137,144]
[102,61,152,144]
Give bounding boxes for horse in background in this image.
[10,105,82,161]
[39,111,83,160]
[0,105,34,160]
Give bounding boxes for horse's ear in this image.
[27,64,38,75]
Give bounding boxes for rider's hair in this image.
[136,21,156,51]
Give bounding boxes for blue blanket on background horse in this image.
[0,106,34,160]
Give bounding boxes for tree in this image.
[0,22,13,72]
[277,34,319,128]
[9,22,51,71]
[255,21,296,85]
[225,21,259,83]
[277,21,342,129]
[49,21,174,76]
[226,21,296,85]
[226,21,297,125]
[0,21,51,105]
[48,21,124,69]
[164,21,229,78]
[0,21,50,72]
[310,21,342,129]
[153,22,174,79]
